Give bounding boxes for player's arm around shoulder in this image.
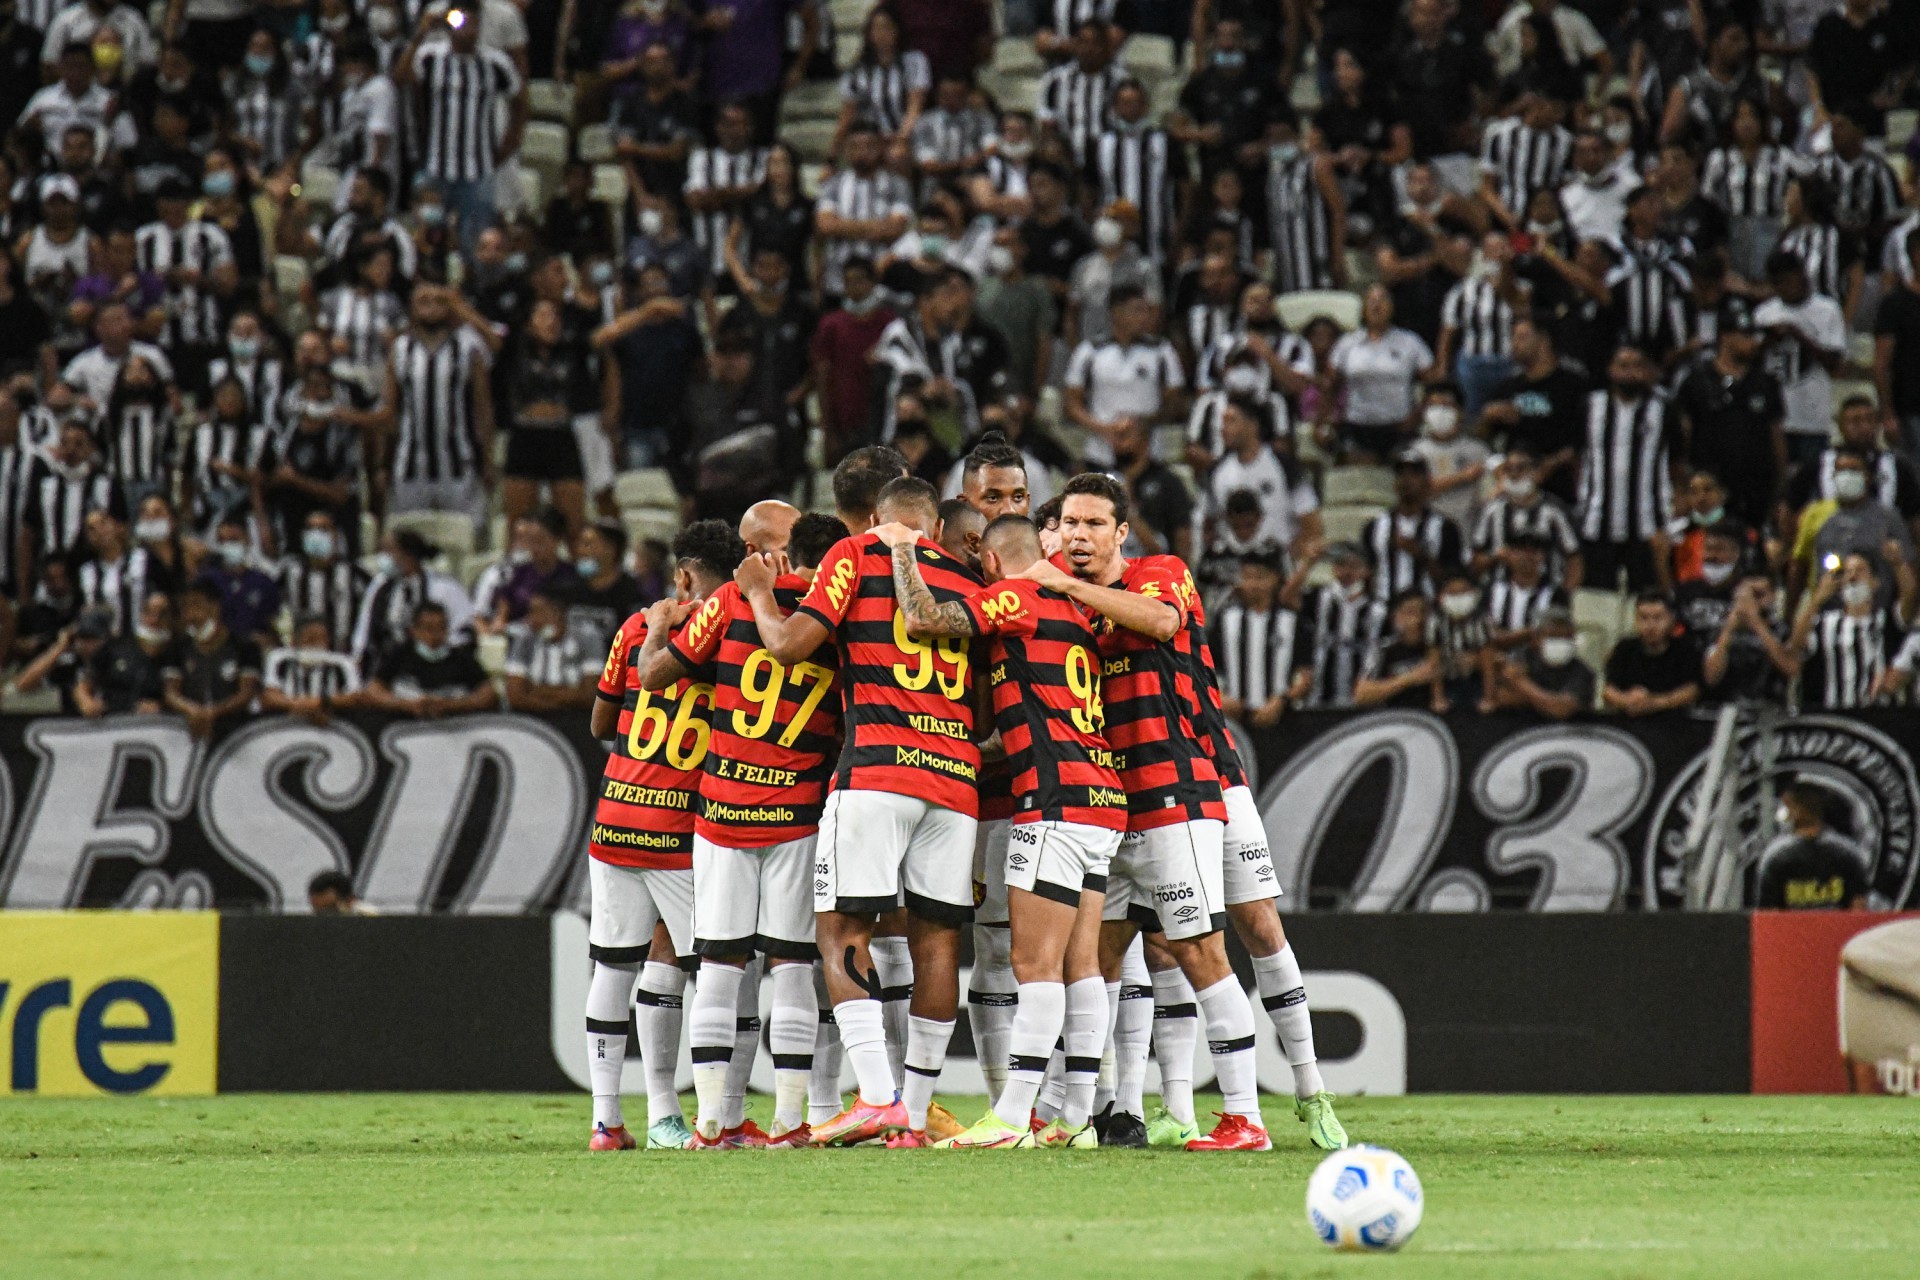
[1014,557,1182,641]
[877,523,978,639]
[748,547,835,662]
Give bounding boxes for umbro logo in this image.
[814,880,827,892]
[1008,851,1030,867]
[1173,905,1199,921]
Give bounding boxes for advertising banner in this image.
[1751,911,1920,1095]
[0,911,217,1095]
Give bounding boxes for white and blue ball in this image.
[1304,1145,1424,1252]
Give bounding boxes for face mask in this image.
[842,292,880,316]
[369,7,399,36]
[1692,505,1724,527]
[134,516,171,542]
[998,139,1031,161]
[1540,637,1576,666]
[986,245,1014,275]
[1526,219,1563,239]
[1506,476,1536,501]
[134,622,168,645]
[244,53,274,77]
[229,336,258,361]
[218,541,247,567]
[93,44,122,74]
[1092,217,1123,249]
[918,233,949,259]
[415,642,449,662]
[589,261,614,287]
[1422,404,1461,439]
[1775,801,1792,826]
[1269,142,1301,166]
[302,529,335,559]
[1834,471,1868,502]
[157,73,186,93]
[638,208,665,238]
[321,13,350,33]
[373,552,397,578]
[1842,581,1874,608]
[1440,591,1478,620]
[1222,366,1263,395]
[538,624,561,643]
[574,556,601,579]
[1471,255,1500,282]
[1212,49,1245,69]
[1604,121,1633,147]
[1700,560,1734,586]
[508,547,533,566]
[504,252,528,274]
[191,618,218,643]
[418,203,445,227]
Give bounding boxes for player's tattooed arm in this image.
[892,541,973,637]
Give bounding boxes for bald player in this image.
[740,500,802,556]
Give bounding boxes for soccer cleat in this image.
[810,1097,910,1147]
[765,1122,812,1148]
[1294,1092,1350,1151]
[1036,1119,1097,1149]
[685,1127,729,1152]
[884,1128,930,1149]
[1090,1102,1112,1142]
[925,1102,965,1142]
[720,1120,771,1149]
[646,1115,695,1149]
[936,1112,1032,1149]
[588,1122,636,1151]
[1102,1111,1148,1148]
[1030,1110,1046,1135]
[1146,1108,1200,1147]
[1185,1113,1273,1153]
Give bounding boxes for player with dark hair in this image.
[959,433,1032,522]
[937,497,985,568]
[831,444,912,533]
[643,515,843,1150]
[737,474,985,1147]
[580,519,744,1153]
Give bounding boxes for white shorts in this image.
[1102,819,1227,941]
[588,857,694,963]
[692,833,819,960]
[815,789,977,923]
[573,413,615,497]
[974,818,1011,926]
[1005,820,1120,907]
[1222,785,1281,905]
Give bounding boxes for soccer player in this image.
[738,476,984,1147]
[1019,474,1273,1151]
[883,514,1128,1148]
[644,511,846,1149]
[582,520,745,1152]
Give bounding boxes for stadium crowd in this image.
[0,0,1917,731]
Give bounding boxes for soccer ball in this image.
[1304,1145,1424,1252]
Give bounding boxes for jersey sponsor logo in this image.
[1087,786,1129,808]
[1009,825,1039,845]
[893,746,978,781]
[906,712,969,740]
[821,555,859,614]
[713,758,799,788]
[591,824,684,849]
[977,588,1027,626]
[990,663,1007,686]
[700,801,799,825]
[685,595,726,649]
[601,633,624,686]
[1102,656,1130,678]
[1089,747,1124,771]
[600,780,694,809]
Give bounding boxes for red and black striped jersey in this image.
[1179,587,1250,792]
[961,578,1127,831]
[591,609,716,869]
[796,532,984,816]
[1073,553,1225,831]
[670,576,841,848]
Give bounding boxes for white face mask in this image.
[1834,470,1868,502]
[997,138,1031,161]
[538,623,561,643]
[1440,590,1478,620]
[1774,801,1792,826]
[134,622,168,645]
[1604,121,1633,147]
[1540,636,1576,666]
[217,541,247,567]
[1422,404,1461,439]
[985,245,1015,275]
[1842,581,1874,609]
[1092,217,1124,250]
[1222,366,1263,395]
[638,208,665,238]
[1506,476,1536,501]
[1700,561,1734,586]
[373,552,397,578]
[134,516,171,542]
[302,529,335,560]
[191,618,218,643]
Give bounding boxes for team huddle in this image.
[578,439,1348,1153]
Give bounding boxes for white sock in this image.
[688,962,743,1135]
[585,961,635,1129]
[1036,1045,1067,1121]
[1060,977,1109,1129]
[993,980,1064,1127]
[902,1015,954,1131]
[723,959,762,1128]
[870,936,913,1083]
[634,961,687,1128]
[1093,981,1120,1117]
[1196,975,1261,1124]
[767,962,816,1133]
[968,925,1016,1100]
[1150,966,1198,1125]
[1253,945,1325,1098]
[1114,977,1153,1118]
[833,997,895,1107]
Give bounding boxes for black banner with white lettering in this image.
[1241,709,1920,911]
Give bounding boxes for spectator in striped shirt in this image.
[1209,551,1307,728]
[396,3,527,258]
[1792,553,1904,710]
[503,586,597,711]
[261,614,366,724]
[1354,589,1441,710]
[1432,565,1493,711]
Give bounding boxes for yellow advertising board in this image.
[0,913,217,1096]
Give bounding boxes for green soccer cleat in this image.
[1036,1119,1098,1149]
[1146,1108,1200,1147]
[935,1112,1034,1149]
[647,1114,695,1150]
[1294,1092,1349,1151]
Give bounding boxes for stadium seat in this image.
[514,167,544,215]
[782,80,840,123]
[1153,423,1187,460]
[1277,289,1361,333]
[298,161,338,211]
[522,120,571,169]
[272,255,308,305]
[614,468,678,511]
[1124,35,1177,73]
[527,79,575,124]
[591,163,627,207]
[463,552,500,591]
[786,118,837,164]
[388,510,477,564]
[978,70,1039,114]
[576,123,616,164]
[1572,588,1628,638]
[993,37,1044,74]
[1889,109,1917,150]
[1322,465,1396,508]
[476,632,508,676]
[1318,504,1379,545]
[624,510,681,548]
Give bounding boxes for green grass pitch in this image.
[3,1094,1917,1278]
